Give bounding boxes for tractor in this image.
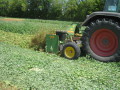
[45,0,120,62]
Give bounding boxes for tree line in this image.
[0,0,105,21]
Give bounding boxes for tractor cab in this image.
[104,0,120,12]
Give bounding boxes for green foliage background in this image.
[0,0,105,21]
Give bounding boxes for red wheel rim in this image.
[90,29,118,57]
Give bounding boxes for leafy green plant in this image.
[0,43,120,90]
[30,31,55,51]
[0,30,33,48]
[0,18,73,34]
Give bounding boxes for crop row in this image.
[0,18,73,34]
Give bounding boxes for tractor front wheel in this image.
[82,19,120,62]
[62,42,81,60]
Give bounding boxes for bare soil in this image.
[0,18,24,21]
[0,82,19,90]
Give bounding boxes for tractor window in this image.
[117,0,120,12]
[104,0,119,12]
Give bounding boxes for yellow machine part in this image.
[64,46,75,59]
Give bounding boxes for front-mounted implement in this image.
[45,24,84,60]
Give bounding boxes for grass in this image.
[0,17,120,89]
[0,30,32,48]
[0,17,73,34]
[0,42,120,90]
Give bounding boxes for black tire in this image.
[82,18,120,62]
[62,42,81,60]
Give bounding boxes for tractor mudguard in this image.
[82,11,120,26]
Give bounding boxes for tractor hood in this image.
[66,24,78,35]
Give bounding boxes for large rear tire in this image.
[82,18,120,62]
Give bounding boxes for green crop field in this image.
[0,17,73,34]
[0,17,120,90]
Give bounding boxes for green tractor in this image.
[45,0,120,62]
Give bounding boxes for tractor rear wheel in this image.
[82,19,120,62]
[62,42,81,60]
